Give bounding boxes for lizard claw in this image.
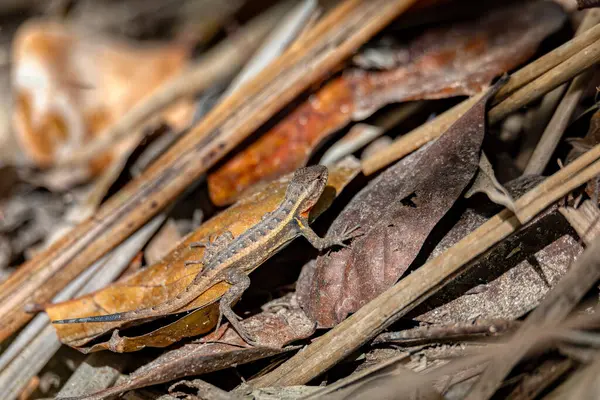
[218,314,259,346]
[336,224,362,247]
[238,329,260,347]
[189,234,213,249]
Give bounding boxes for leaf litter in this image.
[299,77,504,328]
[45,157,360,352]
[207,1,565,206]
[3,1,600,399]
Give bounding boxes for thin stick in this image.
[0,256,106,373]
[0,0,419,344]
[488,39,600,124]
[223,0,317,96]
[492,21,600,104]
[465,230,600,399]
[249,142,600,388]
[515,85,568,170]
[320,101,425,165]
[0,215,164,400]
[361,92,479,175]
[524,10,600,175]
[55,352,127,399]
[362,34,600,175]
[543,354,600,399]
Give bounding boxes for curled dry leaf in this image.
[207,1,566,206]
[464,152,517,214]
[59,294,314,400]
[45,158,360,352]
[12,20,194,177]
[298,79,503,328]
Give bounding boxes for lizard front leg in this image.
[294,217,361,251]
[187,231,234,266]
[217,268,258,346]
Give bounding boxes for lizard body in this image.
[52,165,359,344]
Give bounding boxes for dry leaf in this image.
[412,177,583,324]
[12,20,194,177]
[59,294,314,400]
[46,158,360,351]
[464,152,517,214]
[559,199,600,245]
[298,80,503,328]
[208,1,565,206]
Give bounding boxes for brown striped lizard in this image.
[52,165,360,345]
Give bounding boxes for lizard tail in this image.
[51,300,188,324]
[51,305,168,324]
[52,312,133,324]
[52,284,204,324]
[52,272,218,325]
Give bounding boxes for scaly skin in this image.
[52,165,360,345]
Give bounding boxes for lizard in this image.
[52,165,360,345]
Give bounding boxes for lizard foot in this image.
[215,312,259,347]
[233,323,260,347]
[330,224,363,248]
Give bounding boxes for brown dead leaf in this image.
[298,79,503,328]
[58,295,314,400]
[12,20,194,177]
[416,233,581,325]
[412,177,582,325]
[208,1,565,206]
[46,158,360,351]
[464,152,517,214]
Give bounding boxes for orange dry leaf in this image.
[207,1,565,206]
[45,158,360,352]
[12,20,194,175]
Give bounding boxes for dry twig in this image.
[362,24,600,175]
[465,233,600,398]
[249,140,600,388]
[59,1,293,166]
[524,9,600,175]
[0,0,419,344]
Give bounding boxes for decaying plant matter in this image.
[1,1,600,399]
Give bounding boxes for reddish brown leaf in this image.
[60,295,314,400]
[208,1,565,206]
[46,158,360,351]
[298,79,503,328]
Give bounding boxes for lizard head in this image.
[289,165,329,215]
